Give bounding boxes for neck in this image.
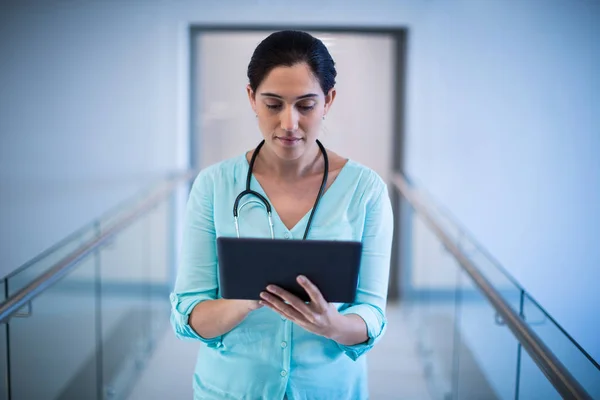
[257,141,322,180]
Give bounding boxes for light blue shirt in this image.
[170,153,394,400]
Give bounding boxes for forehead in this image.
[258,63,323,97]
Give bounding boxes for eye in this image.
[265,103,282,110]
[297,102,315,112]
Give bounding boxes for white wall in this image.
[1,0,597,368]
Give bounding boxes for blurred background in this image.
[0,0,598,399]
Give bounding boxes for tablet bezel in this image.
[216,237,362,303]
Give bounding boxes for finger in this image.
[260,298,315,334]
[296,276,328,311]
[259,298,301,322]
[266,285,313,316]
[259,292,306,322]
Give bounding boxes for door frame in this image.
[187,25,409,301]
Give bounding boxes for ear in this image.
[323,87,336,117]
[247,84,257,115]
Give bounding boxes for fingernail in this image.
[298,275,306,283]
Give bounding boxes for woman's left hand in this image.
[259,275,341,339]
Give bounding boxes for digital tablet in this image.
[216,237,362,303]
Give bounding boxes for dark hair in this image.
[247,30,337,94]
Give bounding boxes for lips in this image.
[276,137,302,145]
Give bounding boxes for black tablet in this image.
[216,237,362,303]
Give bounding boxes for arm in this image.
[335,181,394,359]
[188,298,261,339]
[327,313,369,346]
[170,169,259,344]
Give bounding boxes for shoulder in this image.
[339,160,393,221]
[327,149,386,192]
[191,154,247,191]
[341,158,388,201]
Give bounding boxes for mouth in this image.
[276,137,302,146]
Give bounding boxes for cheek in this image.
[300,115,322,134]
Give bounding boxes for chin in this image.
[267,139,305,160]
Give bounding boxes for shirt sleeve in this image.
[337,181,394,360]
[169,169,223,347]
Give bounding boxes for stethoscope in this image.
[233,139,329,240]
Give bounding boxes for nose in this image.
[280,106,299,132]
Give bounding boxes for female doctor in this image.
[170,30,394,400]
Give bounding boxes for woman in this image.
[170,30,394,400]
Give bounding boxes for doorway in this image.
[188,26,407,300]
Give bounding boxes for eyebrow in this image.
[260,92,318,100]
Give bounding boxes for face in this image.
[247,63,336,161]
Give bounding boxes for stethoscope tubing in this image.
[233,139,329,240]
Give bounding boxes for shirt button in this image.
[281,341,287,348]
[284,232,290,239]
[280,370,287,377]
[281,316,287,321]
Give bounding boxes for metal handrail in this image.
[391,173,592,400]
[0,171,196,325]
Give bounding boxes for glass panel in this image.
[146,200,172,338]
[459,246,522,312]
[409,183,463,245]
[0,279,8,399]
[408,180,523,399]
[517,349,561,399]
[402,180,596,399]
[518,293,600,399]
[7,226,96,296]
[97,178,171,231]
[422,197,463,245]
[8,257,99,399]
[99,206,157,399]
[409,180,523,310]
[1,176,183,400]
[454,270,519,400]
[404,212,460,399]
[6,175,172,298]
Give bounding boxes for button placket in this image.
[280,311,292,382]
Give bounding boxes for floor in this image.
[128,302,432,400]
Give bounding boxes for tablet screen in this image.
[217,237,362,303]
